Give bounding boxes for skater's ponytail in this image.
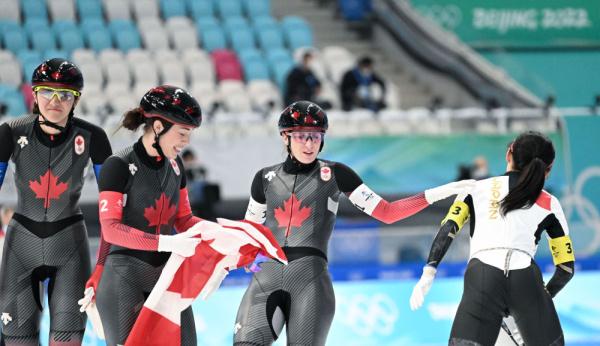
[121,107,146,131]
[501,131,555,216]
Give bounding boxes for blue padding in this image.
[0,162,8,188]
[93,164,102,182]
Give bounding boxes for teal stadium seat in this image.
[114,28,141,52]
[77,0,104,20]
[22,0,48,21]
[2,27,28,53]
[188,0,214,20]
[31,30,57,53]
[58,29,85,53]
[243,0,270,18]
[17,50,42,79]
[24,18,50,36]
[257,27,284,50]
[285,27,313,51]
[252,16,278,30]
[86,27,113,52]
[81,18,105,33]
[223,16,249,34]
[243,59,270,81]
[52,20,78,35]
[265,48,292,66]
[160,0,187,19]
[215,0,242,18]
[238,48,262,66]
[202,27,227,52]
[0,85,26,117]
[229,29,255,53]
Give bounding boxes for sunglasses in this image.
[34,86,80,103]
[288,131,324,143]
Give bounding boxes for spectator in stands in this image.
[340,56,386,112]
[285,51,324,107]
[181,149,207,183]
[456,156,491,181]
[181,149,220,221]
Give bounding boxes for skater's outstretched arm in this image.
[336,162,474,224]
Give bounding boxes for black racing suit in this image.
[423,172,573,346]
[235,155,433,346]
[0,116,111,346]
[93,138,201,346]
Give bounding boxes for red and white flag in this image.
[124,219,287,346]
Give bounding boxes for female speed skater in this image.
[233,100,475,346]
[76,85,212,346]
[409,131,574,346]
[0,58,112,345]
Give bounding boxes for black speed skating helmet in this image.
[31,58,83,92]
[278,100,328,133]
[140,85,202,128]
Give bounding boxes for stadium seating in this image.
[0,0,328,118]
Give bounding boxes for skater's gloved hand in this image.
[78,286,95,313]
[158,227,202,257]
[77,287,105,339]
[424,179,475,204]
[85,264,104,293]
[410,266,437,311]
[245,252,271,273]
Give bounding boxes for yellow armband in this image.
[440,201,470,230]
[549,235,575,265]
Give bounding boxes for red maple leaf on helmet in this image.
[304,115,315,124]
[274,194,311,236]
[144,193,177,234]
[291,111,300,120]
[172,98,181,105]
[51,71,61,80]
[29,170,68,208]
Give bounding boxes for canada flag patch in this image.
[170,159,180,176]
[320,166,331,181]
[74,135,85,155]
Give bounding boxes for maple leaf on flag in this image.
[144,193,177,233]
[274,194,311,236]
[29,170,68,208]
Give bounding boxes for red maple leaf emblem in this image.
[76,137,83,146]
[274,194,311,236]
[144,193,177,234]
[51,71,61,80]
[29,170,68,208]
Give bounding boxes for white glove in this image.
[409,266,437,311]
[424,179,475,204]
[77,287,105,340]
[158,228,202,257]
[78,287,94,313]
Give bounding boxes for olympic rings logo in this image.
[415,5,463,29]
[561,166,600,255]
[338,293,399,337]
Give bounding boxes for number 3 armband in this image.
[440,201,470,230]
[548,235,575,265]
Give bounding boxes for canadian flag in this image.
[124,219,287,346]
